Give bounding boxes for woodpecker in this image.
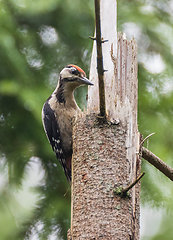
[42,64,93,183]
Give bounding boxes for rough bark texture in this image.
[70,114,140,239]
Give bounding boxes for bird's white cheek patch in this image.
[60,68,73,79]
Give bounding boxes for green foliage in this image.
[0,0,173,239]
[117,1,173,239]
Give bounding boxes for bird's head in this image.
[59,64,93,91]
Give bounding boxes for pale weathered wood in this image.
[87,0,117,113]
[69,0,140,239]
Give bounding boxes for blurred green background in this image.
[0,0,173,239]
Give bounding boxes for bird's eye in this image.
[71,68,78,75]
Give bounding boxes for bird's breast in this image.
[57,106,78,155]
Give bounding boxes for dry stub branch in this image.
[114,172,145,198]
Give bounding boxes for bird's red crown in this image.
[67,64,85,75]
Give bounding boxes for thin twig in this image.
[121,172,145,195]
[89,36,96,40]
[140,132,155,149]
[63,186,70,197]
[94,0,106,117]
[142,147,173,181]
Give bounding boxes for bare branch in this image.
[113,172,145,198]
[142,147,173,181]
[121,172,145,196]
[140,132,155,149]
[94,0,106,117]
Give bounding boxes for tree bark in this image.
[71,113,140,239]
[69,0,140,239]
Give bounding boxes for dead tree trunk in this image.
[69,0,140,239]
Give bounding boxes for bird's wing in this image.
[42,100,71,183]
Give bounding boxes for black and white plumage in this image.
[42,64,93,183]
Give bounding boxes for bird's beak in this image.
[79,77,94,86]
